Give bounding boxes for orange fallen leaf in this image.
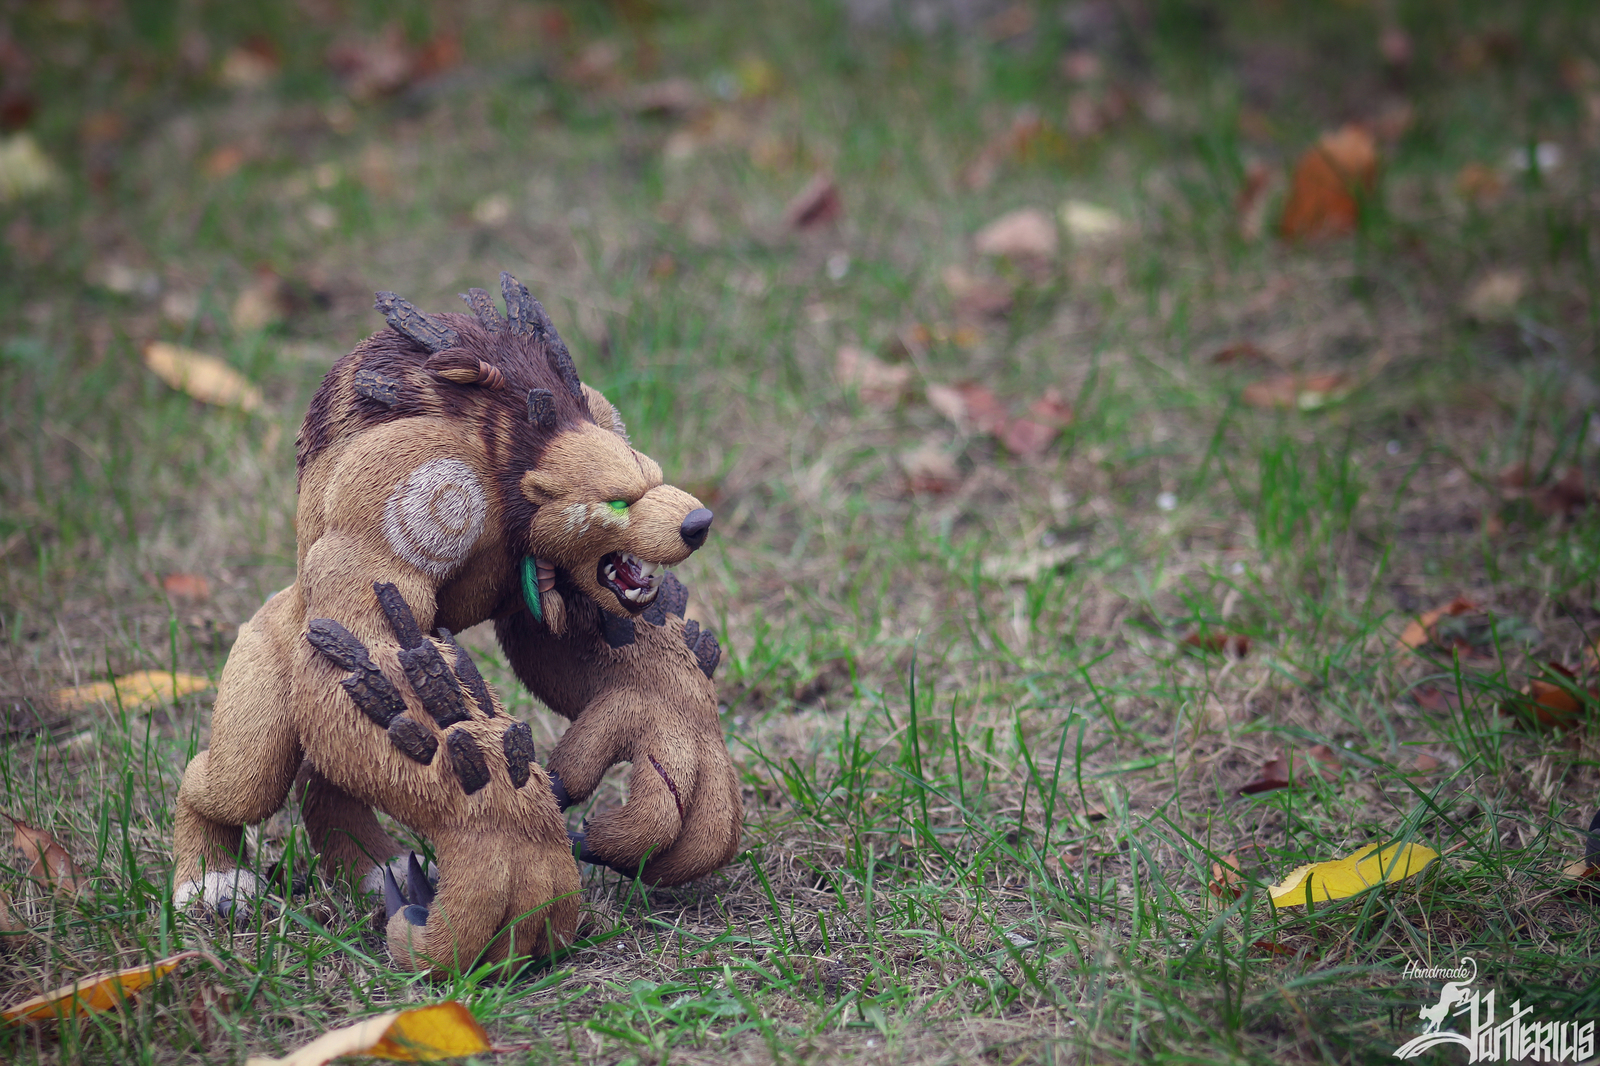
[219,40,280,90]
[1241,372,1352,411]
[1209,853,1243,899]
[1239,746,1340,796]
[1253,939,1300,957]
[1562,809,1600,881]
[243,1001,490,1065]
[2,951,201,1023]
[961,106,1046,191]
[1456,162,1507,205]
[835,346,911,409]
[1499,463,1589,517]
[784,174,842,231]
[1210,341,1276,365]
[1279,124,1378,240]
[1502,663,1592,731]
[54,670,213,711]
[941,265,1014,318]
[1410,753,1443,773]
[162,573,211,604]
[1025,389,1073,429]
[7,814,82,896]
[144,343,264,411]
[1397,596,1478,651]
[202,144,249,179]
[999,418,1056,458]
[1235,160,1273,241]
[1182,631,1251,657]
[935,382,1008,435]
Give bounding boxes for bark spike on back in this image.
[459,288,504,332]
[374,291,459,353]
[500,271,584,403]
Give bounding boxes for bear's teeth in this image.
[638,560,658,578]
[624,587,642,601]
[604,564,617,582]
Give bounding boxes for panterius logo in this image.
[1394,957,1595,1062]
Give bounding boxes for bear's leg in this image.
[298,764,405,894]
[174,590,305,910]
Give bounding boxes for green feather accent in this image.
[521,556,543,623]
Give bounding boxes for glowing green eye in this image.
[608,500,628,512]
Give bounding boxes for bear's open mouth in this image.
[598,551,663,610]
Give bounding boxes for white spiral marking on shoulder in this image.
[383,459,488,578]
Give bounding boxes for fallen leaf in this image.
[243,1001,490,1066]
[1025,389,1073,428]
[1209,853,1243,899]
[1410,753,1443,773]
[926,381,1008,436]
[53,670,213,711]
[202,144,250,179]
[835,346,911,409]
[0,132,60,202]
[1497,463,1588,517]
[1502,663,1591,731]
[2,951,200,1023]
[974,208,1057,260]
[734,55,779,99]
[1455,162,1507,205]
[626,77,702,117]
[1235,160,1273,241]
[1209,341,1276,366]
[0,887,23,937]
[980,543,1084,583]
[961,106,1045,191]
[1268,842,1438,907]
[470,193,511,226]
[998,418,1057,458]
[940,266,1014,318]
[1397,596,1478,650]
[1279,124,1378,240]
[326,25,415,100]
[218,40,280,90]
[1238,746,1339,795]
[6,815,81,896]
[1412,685,1466,713]
[784,174,842,231]
[1058,200,1122,243]
[1182,631,1251,657]
[143,343,264,412]
[232,269,286,333]
[162,573,211,604]
[1463,269,1525,322]
[984,3,1034,42]
[901,446,960,494]
[1241,372,1352,410]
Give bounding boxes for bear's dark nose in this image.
[680,508,713,549]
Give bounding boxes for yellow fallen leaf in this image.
[54,670,213,711]
[244,1002,490,1065]
[0,133,61,202]
[3,951,199,1023]
[1268,842,1438,908]
[143,342,264,412]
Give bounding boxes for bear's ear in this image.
[581,384,629,442]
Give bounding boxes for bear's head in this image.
[299,272,711,625]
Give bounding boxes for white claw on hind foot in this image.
[174,869,262,911]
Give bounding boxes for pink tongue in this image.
[614,558,648,589]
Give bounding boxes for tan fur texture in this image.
[172,274,740,975]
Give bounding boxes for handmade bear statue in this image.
[172,272,742,974]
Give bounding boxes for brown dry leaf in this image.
[218,40,280,90]
[232,269,288,332]
[1235,160,1273,241]
[927,382,1008,436]
[1253,939,1301,957]
[626,78,703,117]
[984,3,1034,42]
[1397,596,1478,650]
[973,208,1057,261]
[901,446,960,495]
[1413,685,1466,713]
[242,1001,490,1065]
[1058,200,1123,244]
[940,266,1014,318]
[998,418,1056,458]
[1209,341,1276,366]
[1498,463,1590,517]
[54,670,213,712]
[784,174,842,231]
[1026,389,1074,429]
[162,573,211,604]
[3,951,200,1023]
[1182,631,1251,657]
[1411,753,1443,773]
[1209,853,1243,899]
[1502,664,1591,731]
[6,815,82,896]
[1241,372,1352,411]
[835,346,911,409]
[202,144,249,179]
[1238,746,1340,796]
[1455,162,1507,205]
[143,342,264,412]
[961,106,1045,191]
[1563,810,1600,881]
[326,25,415,101]
[1279,124,1378,240]
[1463,269,1525,322]
[0,887,25,936]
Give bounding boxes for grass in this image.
[4,0,1600,1061]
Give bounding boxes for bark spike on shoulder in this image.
[353,368,402,406]
[459,287,504,332]
[373,291,459,353]
[500,272,542,338]
[692,627,721,679]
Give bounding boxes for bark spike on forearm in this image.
[398,643,472,727]
[502,721,534,788]
[388,716,438,764]
[459,287,504,332]
[373,582,425,648]
[308,619,408,726]
[447,728,490,794]
[693,628,721,679]
[373,291,459,353]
